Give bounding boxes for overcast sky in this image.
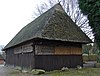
[0,0,48,46]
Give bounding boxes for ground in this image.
[0,65,12,76]
[0,64,100,76]
[0,65,33,76]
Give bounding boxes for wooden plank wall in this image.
[6,48,14,65]
[35,45,82,55]
[34,39,82,55]
[6,48,35,68]
[14,43,33,54]
[35,55,83,71]
[5,39,83,70]
[55,46,82,55]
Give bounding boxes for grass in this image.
[44,68,100,76]
[10,68,100,76]
[10,70,32,76]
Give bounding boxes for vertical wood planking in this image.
[35,55,83,71]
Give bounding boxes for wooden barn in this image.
[3,3,92,71]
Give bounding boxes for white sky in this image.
[0,0,47,46]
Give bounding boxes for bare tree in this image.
[33,0,94,40]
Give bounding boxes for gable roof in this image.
[4,3,92,50]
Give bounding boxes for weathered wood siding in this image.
[6,48,14,65]
[55,46,82,55]
[35,45,82,55]
[6,42,35,68]
[14,43,33,54]
[6,39,83,71]
[6,49,35,68]
[34,39,83,71]
[35,45,55,55]
[34,39,82,55]
[35,55,83,71]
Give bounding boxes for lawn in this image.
[45,68,100,76]
[10,68,100,76]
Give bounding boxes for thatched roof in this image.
[4,3,92,50]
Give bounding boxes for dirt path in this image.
[0,65,13,76]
